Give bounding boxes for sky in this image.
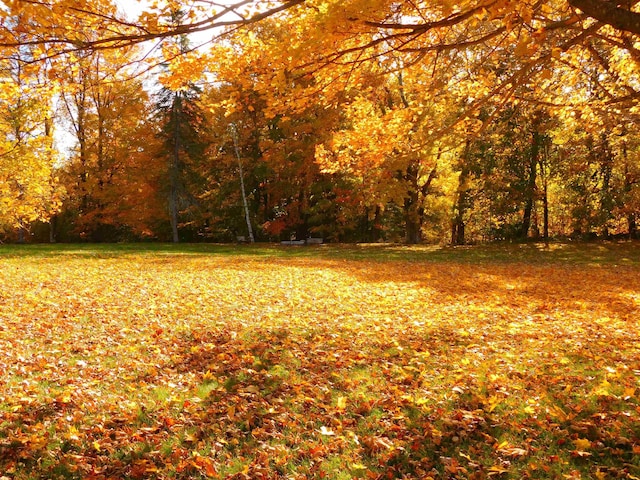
[54,0,218,156]
[114,0,148,21]
[112,0,218,51]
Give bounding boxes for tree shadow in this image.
[1,240,639,478]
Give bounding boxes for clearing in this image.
[0,242,639,479]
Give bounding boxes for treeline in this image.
[18,88,637,245]
[1,3,638,244]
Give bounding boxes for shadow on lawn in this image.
[1,241,639,478]
[3,241,638,322]
[209,249,640,324]
[345,258,640,320]
[163,317,640,479]
[1,239,639,265]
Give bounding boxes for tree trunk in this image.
[397,69,425,245]
[567,0,640,36]
[520,130,540,240]
[404,161,422,244]
[452,142,471,245]
[404,200,421,244]
[622,140,637,238]
[543,177,549,241]
[49,216,57,243]
[372,205,382,242]
[44,116,57,244]
[629,214,637,239]
[599,133,614,237]
[231,124,255,243]
[77,95,89,214]
[169,93,181,243]
[540,138,549,241]
[451,217,465,246]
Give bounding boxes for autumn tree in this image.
[449,106,553,243]
[1,2,637,130]
[548,119,639,238]
[3,1,638,56]
[55,38,159,241]
[1,0,638,243]
[0,16,60,240]
[199,20,353,242]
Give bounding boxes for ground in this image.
[0,242,639,479]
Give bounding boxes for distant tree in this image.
[154,11,212,242]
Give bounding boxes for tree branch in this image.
[568,0,640,35]
[0,0,306,53]
[363,4,492,33]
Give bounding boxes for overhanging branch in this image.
[568,0,640,35]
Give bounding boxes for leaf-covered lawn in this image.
[1,242,639,479]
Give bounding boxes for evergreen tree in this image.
[154,11,211,243]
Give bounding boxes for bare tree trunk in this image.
[452,142,471,245]
[169,93,181,243]
[231,124,254,243]
[44,116,57,243]
[520,128,540,240]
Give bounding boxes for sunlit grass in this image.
[0,241,638,478]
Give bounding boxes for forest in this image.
[1,3,640,478]
[0,0,638,244]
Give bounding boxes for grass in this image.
[0,241,639,479]
[1,238,639,265]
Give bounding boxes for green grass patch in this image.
[1,238,639,265]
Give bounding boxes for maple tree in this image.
[210,0,635,243]
[53,44,162,240]
[0,0,637,243]
[1,1,638,55]
[0,16,60,240]
[196,23,355,242]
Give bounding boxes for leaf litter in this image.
[0,245,639,479]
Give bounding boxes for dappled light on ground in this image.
[0,244,639,479]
